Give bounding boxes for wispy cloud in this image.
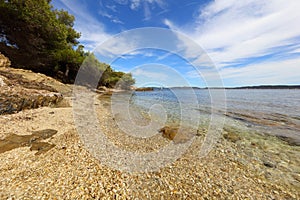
[57,0,111,50]
[131,64,191,87]
[106,4,117,12]
[164,0,300,85]
[220,57,300,85]
[133,67,168,80]
[196,0,300,65]
[128,0,167,20]
[98,10,124,24]
[130,0,141,10]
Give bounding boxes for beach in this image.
[0,87,299,199]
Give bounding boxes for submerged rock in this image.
[159,125,194,144]
[223,131,241,143]
[160,126,178,140]
[276,135,300,146]
[223,127,241,143]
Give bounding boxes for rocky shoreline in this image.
[0,90,299,199]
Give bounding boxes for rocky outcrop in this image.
[0,87,63,114]
[0,62,71,114]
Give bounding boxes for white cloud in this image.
[128,0,167,20]
[290,48,300,54]
[132,64,192,87]
[163,19,176,30]
[194,0,300,65]
[165,0,300,85]
[130,0,141,10]
[95,36,139,59]
[114,0,128,5]
[220,57,300,85]
[106,5,117,12]
[58,0,111,50]
[133,68,168,80]
[98,10,124,24]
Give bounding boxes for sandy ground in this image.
[0,92,299,199]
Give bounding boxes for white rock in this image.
[0,77,6,87]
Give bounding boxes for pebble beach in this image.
[0,94,299,199]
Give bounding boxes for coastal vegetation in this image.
[0,0,135,89]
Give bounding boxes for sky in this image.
[52,0,300,87]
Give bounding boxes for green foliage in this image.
[0,0,80,73]
[79,53,135,89]
[0,0,135,88]
[116,73,135,90]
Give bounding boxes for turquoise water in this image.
[122,88,300,143]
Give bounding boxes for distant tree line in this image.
[0,0,135,89]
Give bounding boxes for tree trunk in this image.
[64,64,69,82]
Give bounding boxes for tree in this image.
[0,0,80,75]
[0,0,135,88]
[116,73,135,90]
[77,53,135,89]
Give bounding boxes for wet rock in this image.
[30,142,55,155]
[159,126,193,144]
[276,135,300,146]
[160,126,178,140]
[0,129,57,155]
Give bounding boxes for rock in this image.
[0,53,11,68]
[98,86,108,91]
[30,142,56,155]
[223,131,241,143]
[276,135,300,146]
[0,67,67,114]
[159,125,194,143]
[0,129,57,155]
[263,160,276,168]
[0,76,6,86]
[160,126,178,140]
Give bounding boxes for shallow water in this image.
[112,88,300,144]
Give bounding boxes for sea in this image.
[111,88,300,144]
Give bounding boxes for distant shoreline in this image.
[135,85,300,90]
[205,85,300,89]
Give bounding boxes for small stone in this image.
[263,160,276,168]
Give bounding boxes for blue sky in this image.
[52,0,300,87]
